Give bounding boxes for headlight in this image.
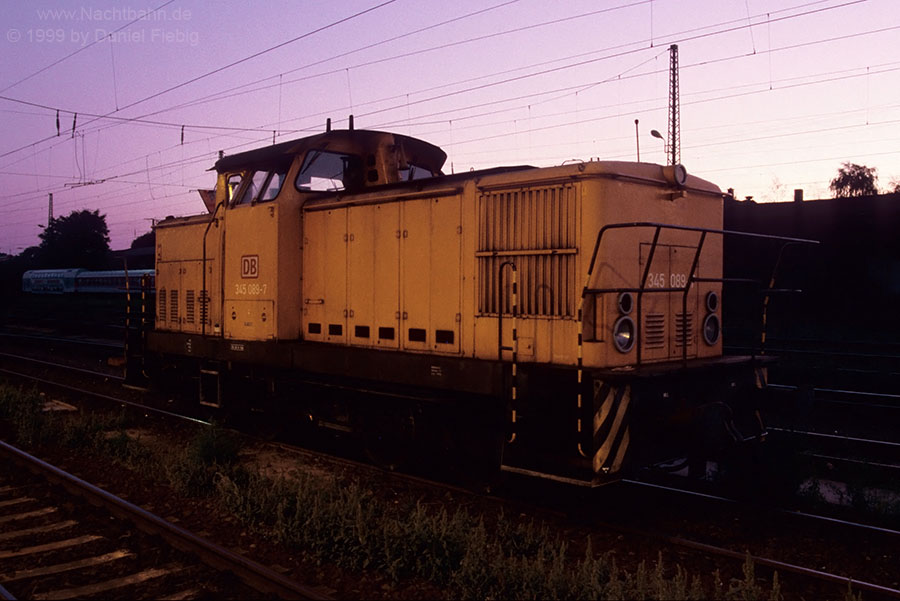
[706,290,719,313]
[617,291,634,315]
[613,316,636,353]
[703,313,720,345]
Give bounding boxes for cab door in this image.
[223,203,278,341]
[302,208,347,343]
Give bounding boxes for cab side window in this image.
[233,168,288,206]
[235,170,268,206]
[295,150,363,192]
[226,174,243,203]
[258,169,287,202]
[398,163,433,182]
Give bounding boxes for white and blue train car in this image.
[21,269,82,294]
[22,269,155,294]
[75,270,155,294]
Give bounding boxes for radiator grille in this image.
[643,313,666,349]
[477,185,576,317]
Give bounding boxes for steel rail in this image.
[767,426,900,448]
[0,331,123,349]
[767,382,900,404]
[806,452,900,472]
[0,367,212,426]
[656,532,900,599]
[0,439,331,600]
[0,351,124,381]
[623,478,900,538]
[620,479,900,598]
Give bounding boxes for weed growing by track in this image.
[0,382,862,600]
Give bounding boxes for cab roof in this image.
[213,129,447,175]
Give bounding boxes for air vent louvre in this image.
[158,289,167,322]
[170,289,179,322]
[644,313,665,349]
[675,312,694,346]
[186,290,195,324]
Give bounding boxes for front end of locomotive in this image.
[574,165,797,484]
[498,161,783,486]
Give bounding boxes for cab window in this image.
[226,174,242,202]
[295,150,363,192]
[235,171,267,206]
[399,163,433,182]
[259,169,286,202]
[233,168,287,206]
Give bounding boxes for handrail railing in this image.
[498,261,519,443]
[574,221,818,459]
[579,221,818,365]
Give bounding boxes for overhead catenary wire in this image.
[0,0,400,163]
[0,0,860,166]
[2,49,897,218]
[0,0,177,95]
[1,0,894,252]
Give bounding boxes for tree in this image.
[38,209,110,268]
[130,230,155,249]
[829,162,878,198]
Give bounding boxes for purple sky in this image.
[2,0,899,253]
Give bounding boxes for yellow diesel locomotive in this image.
[144,124,787,485]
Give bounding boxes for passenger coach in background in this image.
[141,122,812,486]
[22,269,155,294]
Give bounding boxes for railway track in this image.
[0,330,124,351]
[616,478,900,598]
[0,440,330,600]
[235,436,900,599]
[2,344,899,597]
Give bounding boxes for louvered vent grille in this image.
[675,312,694,346]
[477,185,577,317]
[199,290,209,325]
[186,290,195,324]
[170,289,179,322]
[158,289,167,322]
[643,313,666,349]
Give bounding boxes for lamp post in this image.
[650,129,667,163]
[634,119,640,162]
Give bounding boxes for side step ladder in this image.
[199,363,222,408]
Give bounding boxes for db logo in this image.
[241,255,259,279]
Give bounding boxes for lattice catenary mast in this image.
[667,44,680,166]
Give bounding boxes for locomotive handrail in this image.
[201,201,224,337]
[498,260,519,444]
[579,221,818,363]
[583,221,819,282]
[574,221,818,459]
